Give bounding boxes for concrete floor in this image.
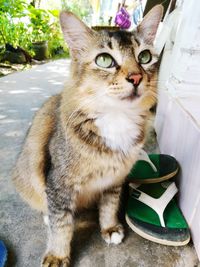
[0,59,199,267]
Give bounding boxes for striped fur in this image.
[13,6,163,266]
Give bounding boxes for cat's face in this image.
[60,5,163,111]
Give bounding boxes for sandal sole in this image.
[125,214,190,246]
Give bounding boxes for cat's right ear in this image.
[60,11,95,57]
[137,5,163,44]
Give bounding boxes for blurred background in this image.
[0,0,173,68]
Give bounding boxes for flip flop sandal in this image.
[0,240,7,267]
[125,182,190,246]
[127,150,179,184]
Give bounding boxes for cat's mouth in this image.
[121,88,140,101]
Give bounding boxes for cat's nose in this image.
[126,73,142,86]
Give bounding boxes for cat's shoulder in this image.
[29,94,62,137]
[39,94,61,115]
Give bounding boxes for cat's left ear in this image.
[137,5,163,44]
[60,11,95,56]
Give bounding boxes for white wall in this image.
[155,0,200,259]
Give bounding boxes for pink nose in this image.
[128,73,142,86]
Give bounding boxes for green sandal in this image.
[125,182,190,246]
[128,150,179,184]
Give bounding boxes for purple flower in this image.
[115,7,131,29]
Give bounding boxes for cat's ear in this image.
[137,5,163,44]
[60,11,95,56]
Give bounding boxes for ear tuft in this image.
[137,5,163,44]
[60,11,94,55]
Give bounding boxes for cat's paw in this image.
[42,253,70,267]
[101,224,124,245]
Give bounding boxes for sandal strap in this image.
[138,149,157,172]
[129,182,178,227]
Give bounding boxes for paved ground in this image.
[0,59,199,267]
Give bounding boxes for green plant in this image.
[47,9,69,58]
[61,0,91,21]
[0,0,30,49]
[28,6,52,43]
[0,0,69,60]
[0,0,27,17]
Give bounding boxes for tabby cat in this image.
[13,5,163,266]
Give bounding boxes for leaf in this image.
[48,9,59,18]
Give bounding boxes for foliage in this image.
[0,0,30,49]
[0,0,27,17]
[0,0,69,60]
[28,6,51,43]
[61,0,91,22]
[47,9,68,57]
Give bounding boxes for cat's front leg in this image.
[99,186,124,245]
[42,209,73,267]
[42,184,75,267]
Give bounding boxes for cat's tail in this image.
[12,149,48,213]
[12,95,60,213]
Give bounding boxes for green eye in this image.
[95,53,115,68]
[138,50,152,64]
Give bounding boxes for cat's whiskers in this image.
[64,94,95,127]
[148,79,167,82]
[64,76,161,129]
[65,91,106,128]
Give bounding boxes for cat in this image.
[13,5,163,267]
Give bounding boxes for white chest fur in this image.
[95,107,142,154]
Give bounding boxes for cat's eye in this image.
[138,50,152,64]
[95,53,115,68]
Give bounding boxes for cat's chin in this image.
[120,91,140,101]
